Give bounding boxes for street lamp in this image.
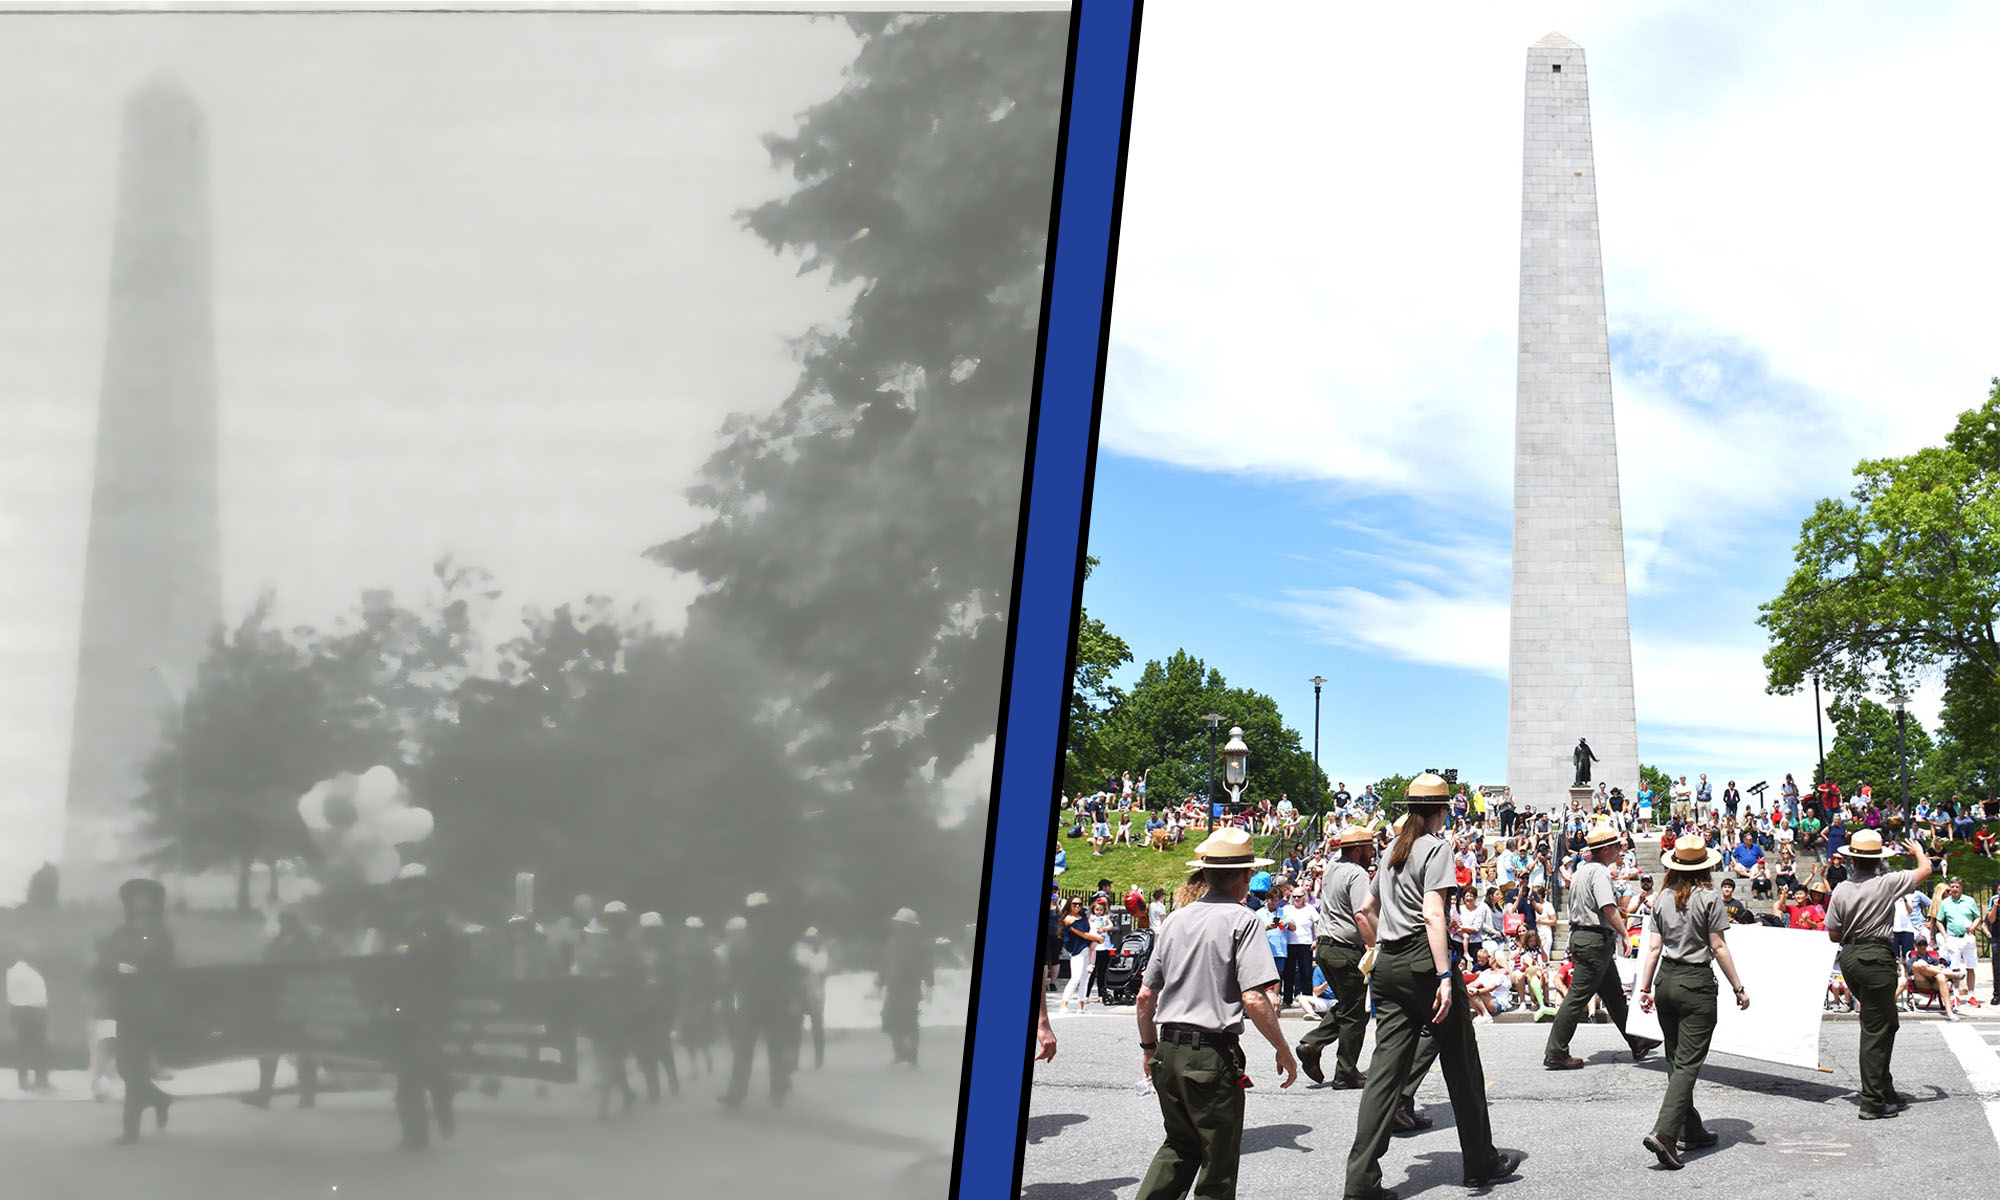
[1202,713,1225,831]
[1221,727,1250,825]
[1811,671,1827,787]
[1890,692,1912,816]
[1309,676,1326,841]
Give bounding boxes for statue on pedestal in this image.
[1571,738,1597,788]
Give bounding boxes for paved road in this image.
[2,1028,963,1200]
[1024,1002,2000,1199]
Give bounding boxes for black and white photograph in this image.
[0,5,1069,1196]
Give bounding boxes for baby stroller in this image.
[1099,928,1155,1006]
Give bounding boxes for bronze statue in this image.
[1571,738,1597,787]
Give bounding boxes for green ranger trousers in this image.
[1137,1036,1244,1200]
[1650,959,1716,1141]
[1345,939,1499,1196]
[1544,929,1642,1059]
[1298,942,1369,1079]
[1839,942,1900,1115]
[1399,1017,1441,1109]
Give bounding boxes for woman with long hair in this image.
[1056,897,1102,1012]
[1633,835,1750,1168]
[1344,777,1520,1199]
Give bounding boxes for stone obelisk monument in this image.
[1506,35,1638,811]
[63,79,223,895]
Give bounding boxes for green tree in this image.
[1822,696,1933,804]
[1065,557,1133,792]
[1761,380,2000,781]
[136,597,394,913]
[645,13,1068,931]
[1375,773,1414,820]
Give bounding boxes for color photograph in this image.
[1023,5,2000,1199]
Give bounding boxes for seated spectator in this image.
[1975,824,1997,858]
[1955,809,1977,842]
[1719,878,1757,922]
[1909,930,1965,1020]
[1511,928,1559,1019]
[1779,884,1826,931]
[1145,813,1168,850]
[1466,947,1511,1022]
[1826,965,1855,1013]
[1113,811,1135,847]
[1300,963,1333,1020]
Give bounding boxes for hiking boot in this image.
[1643,1132,1684,1169]
[1297,1044,1325,1085]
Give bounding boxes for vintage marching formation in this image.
[86,866,937,1150]
[1130,772,1937,1200]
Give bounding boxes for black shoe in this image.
[1543,1056,1584,1071]
[717,1092,745,1110]
[1344,1191,1397,1200]
[1858,1108,1898,1121]
[1464,1149,1524,1186]
[1630,1037,1663,1062]
[1680,1129,1718,1149]
[1332,1072,1368,1090]
[1643,1132,1684,1169]
[1392,1103,1433,1133]
[1298,1043,1325,1085]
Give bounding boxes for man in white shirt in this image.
[7,948,51,1092]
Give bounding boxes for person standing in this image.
[1278,887,1317,1009]
[6,944,51,1092]
[1633,835,1750,1168]
[1544,824,1661,1070]
[249,911,322,1109]
[1932,877,1983,1010]
[576,901,643,1118]
[880,907,932,1067]
[380,863,460,1150]
[1345,775,1521,1200]
[1827,829,1933,1119]
[95,878,175,1145]
[1297,826,1380,1088]
[1133,827,1297,1200]
[719,893,803,1108]
[795,927,830,1071]
[634,911,682,1101]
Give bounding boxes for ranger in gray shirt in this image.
[1545,824,1659,1070]
[1134,828,1296,1200]
[1634,835,1750,1169]
[1297,826,1380,1087]
[1826,828,1932,1120]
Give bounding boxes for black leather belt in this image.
[1840,937,1894,950]
[1160,1023,1239,1050]
[1316,937,1364,949]
[1381,934,1427,953]
[1569,925,1610,937]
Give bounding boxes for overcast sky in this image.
[0,12,881,892]
[1086,1,2000,796]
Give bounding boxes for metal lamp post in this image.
[1309,675,1326,842]
[1221,727,1250,832]
[1202,713,1225,831]
[1811,671,1827,786]
[1891,692,1912,816]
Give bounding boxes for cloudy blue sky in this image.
[1084,1,2000,793]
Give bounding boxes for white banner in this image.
[1621,923,1836,1072]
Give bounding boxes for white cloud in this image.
[1108,2,2000,568]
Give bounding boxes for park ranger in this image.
[382,863,460,1150]
[1543,823,1661,1070]
[1134,826,1297,1200]
[1297,824,1379,1088]
[95,877,175,1146]
[1826,827,1933,1119]
[1344,775,1519,1200]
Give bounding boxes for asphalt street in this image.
[1023,1001,2000,1199]
[0,1026,964,1200]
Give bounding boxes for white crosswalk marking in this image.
[1938,1022,2000,1150]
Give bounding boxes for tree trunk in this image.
[237,856,254,914]
[267,857,281,906]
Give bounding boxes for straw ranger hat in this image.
[892,907,920,925]
[685,916,705,930]
[1186,826,1275,870]
[1337,824,1376,847]
[1582,823,1623,849]
[1404,773,1452,804]
[638,911,664,929]
[1660,833,1723,872]
[1843,828,1893,859]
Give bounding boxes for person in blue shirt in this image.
[1825,819,1848,860]
[1727,831,1763,882]
[1144,814,1165,849]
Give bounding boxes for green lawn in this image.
[1054,828,1290,901]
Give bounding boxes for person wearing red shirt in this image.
[1780,885,1826,931]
